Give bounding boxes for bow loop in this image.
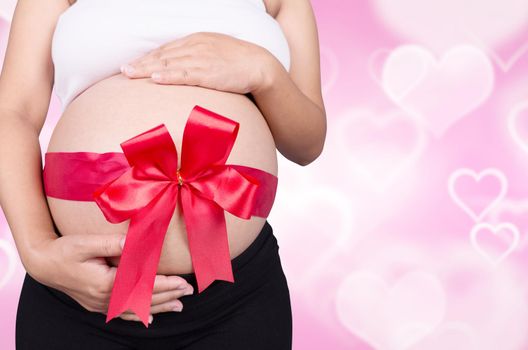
[180,105,239,180]
[121,124,180,181]
[189,166,260,219]
[92,169,174,223]
[93,124,181,224]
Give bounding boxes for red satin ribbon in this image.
[42,105,278,328]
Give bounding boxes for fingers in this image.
[152,274,191,293]
[104,277,192,315]
[150,299,184,313]
[100,265,118,295]
[151,68,206,86]
[95,269,193,304]
[121,298,184,316]
[133,46,196,67]
[126,35,193,66]
[151,287,192,306]
[68,289,109,314]
[119,312,154,324]
[116,276,194,318]
[101,307,155,324]
[74,233,126,261]
[122,55,196,78]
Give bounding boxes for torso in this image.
[46,0,284,274]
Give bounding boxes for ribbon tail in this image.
[180,185,234,293]
[105,184,179,327]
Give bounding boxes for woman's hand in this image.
[27,233,194,324]
[120,32,272,94]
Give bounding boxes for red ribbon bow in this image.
[92,105,270,327]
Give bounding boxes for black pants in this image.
[16,221,292,349]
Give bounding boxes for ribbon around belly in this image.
[91,105,274,327]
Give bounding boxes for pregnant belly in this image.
[45,73,278,275]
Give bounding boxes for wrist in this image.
[24,236,57,284]
[251,49,281,96]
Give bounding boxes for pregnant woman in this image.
[0,0,326,348]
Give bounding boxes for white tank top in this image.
[51,0,291,112]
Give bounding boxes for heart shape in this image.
[382,45,494,138]
[447,167,508,222]
[468,32,528,72]
[486,198,528,251]
[469,222,520,265]
[507,100,528,154]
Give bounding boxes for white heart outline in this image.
[486,197,528,251]
[367,47,392,88]
[381,44,494,138]
[507,99,528,154]
[381,44,432,102]
[469,222,520,266]
[465,29,528,72]
[447,167,508,222]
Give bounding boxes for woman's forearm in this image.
[0,108,58,272]
[251,54,327,167]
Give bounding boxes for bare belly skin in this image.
[45,73,278,275]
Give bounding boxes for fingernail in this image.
[120,236,126,249]
[172,304,183,312]
[183,287,194,296]
[148,315,153,324]
[151,72,161,80]
[121,64,135,75]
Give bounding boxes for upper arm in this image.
[0,0,69,132]
[274,0,325,113]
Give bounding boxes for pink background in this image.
[2,0,528,349]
